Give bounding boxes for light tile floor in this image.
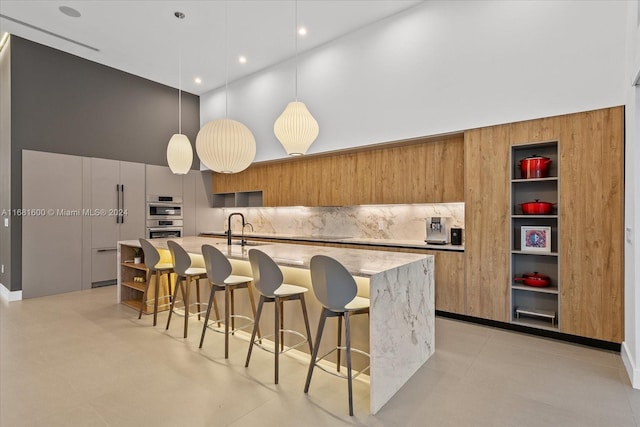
[1,286,639,426]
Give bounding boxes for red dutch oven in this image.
[514,272,551,287]
[520,156,552,179]
[520,199,554,214]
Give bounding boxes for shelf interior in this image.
[511,284,559,294]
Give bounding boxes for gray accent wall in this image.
[8,36,200,292]
[0,40,11,291]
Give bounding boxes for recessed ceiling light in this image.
[298,26,307,36]
[59,6,81,18]
[238,56,247,64]
[194,77,202,84]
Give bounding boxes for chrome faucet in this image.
[242,222,254,246]
[227,212,245,245]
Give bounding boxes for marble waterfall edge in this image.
[369,256,435,413]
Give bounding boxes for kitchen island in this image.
[117,236,434,414]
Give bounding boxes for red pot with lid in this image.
[520,156,552,179]
[520,199,555,215]
[514,272,551,287]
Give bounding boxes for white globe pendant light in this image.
[166,11,193,175]
[274,1,319,156]
[196,1,256,174]
[196,118,256,173]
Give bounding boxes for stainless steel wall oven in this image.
[146,195,183,238]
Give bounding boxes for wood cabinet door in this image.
[558,108,624,342]
[429,250,465,314]
[212,135,464,207]
[464,126,511,322]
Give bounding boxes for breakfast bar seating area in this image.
[116,236,435,415]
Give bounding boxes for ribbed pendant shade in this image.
[167,133,193,175]
[274,101,319,156]
[196,118,256,173]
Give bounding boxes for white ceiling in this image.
[0,0,422,95]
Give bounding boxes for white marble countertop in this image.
[199,231,464,252]
[120,236,428,278]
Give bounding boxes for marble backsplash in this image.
[218,203,464,242]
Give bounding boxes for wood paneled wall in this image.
[510,107,624,342]
[213,106,623,342]
[212,134,465,206]
[465,106,624,342]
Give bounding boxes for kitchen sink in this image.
[230,241,265,247]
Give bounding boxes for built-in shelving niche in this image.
[510,140,560,331]
[212,191,263,208]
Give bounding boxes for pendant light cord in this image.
[178,47,182,134]
[225,0,229,118]
[295,0,298,101]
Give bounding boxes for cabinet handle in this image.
[116,184,121,224]
[97,248,117,252]
[120,184,125,224]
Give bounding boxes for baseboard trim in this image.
[622,341,640,388]
[436,310,621,352]
[0,283,22,302]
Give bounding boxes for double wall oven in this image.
[146,195,183,239]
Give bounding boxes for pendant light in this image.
[273,0,319,156]
[196,2,256,174]
[166,11,193,175]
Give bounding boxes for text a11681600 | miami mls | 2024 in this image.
[0,208,128,217]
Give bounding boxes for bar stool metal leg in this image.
[345,312,353,416]
[200,287,215,348]
[152,272,160,326]
[304,308,328,393]
[245,295,265,367]
[138,269,152,320]
[274,296,280,384]
[337,315,342,372]
[183,277,191,338]
[165,276,184,330]
[230,288,235,333]
[279,300,284,352]
[247,284,260,339]
[225,286,231,359]
[300,294,314,354]
[196,279,202,321]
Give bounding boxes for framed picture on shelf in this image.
[521,226,551,253]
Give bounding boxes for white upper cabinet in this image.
[145,164,183,197]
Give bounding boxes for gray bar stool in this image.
[304,254,370,416]
[165,240,208,338]
[245,249,313,384]
[199,244,260,358]
[138,238,174,326]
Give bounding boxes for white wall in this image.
[201,0,627,162]
[623,0,640,389]
[200,1,636,384]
